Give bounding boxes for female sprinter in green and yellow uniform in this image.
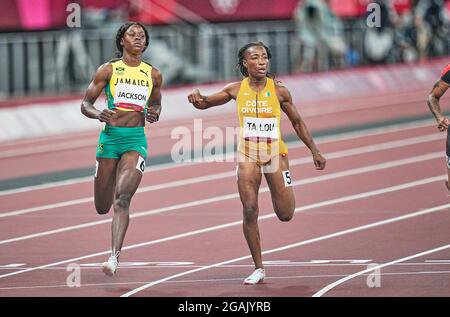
[81,22,162,276]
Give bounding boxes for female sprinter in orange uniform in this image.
[188,42,326,284]
[81,22,162,276]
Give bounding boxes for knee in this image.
[277,213,294,222]
[114,193,132,211]
[95,203,111,215]
[275,207,294,222]
[242,205,258,224]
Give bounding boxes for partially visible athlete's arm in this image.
[81,63,114,122]
[146,67,163,123]
[428,79,450,128]
[276,83,326,170]
[187,82,240,109]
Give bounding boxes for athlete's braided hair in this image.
[237,42,274,78]
[115,22,149,58]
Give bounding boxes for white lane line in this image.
[2,270,450,292]
[0,152,443,245]
[0,138,98,159]
[2,261,449,271]
[0,132,443,217]
[313,243,450,297]
[121,201,450,297]
[0,264,25,268]
[0,175,445,281]
[0,119,438,196]
[0,262,448,271]
[0,161,204,197]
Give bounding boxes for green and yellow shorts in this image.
[96,125,148,159]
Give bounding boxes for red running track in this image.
[0,90,449,297]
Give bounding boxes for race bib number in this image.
[114,83,148,109]
[243,117,278,141]
[136,156,146,173]
[282,170,293,187]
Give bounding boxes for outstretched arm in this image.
[146,67,163,123]
[428,79,450,131]
[277,84,326,170]
[80,63,115,123]
[187,82,239,109]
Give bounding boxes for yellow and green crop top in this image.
[105,59,153,112]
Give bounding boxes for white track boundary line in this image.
[2,270,450,292]
[0,118,438,196]
[121,201,450,297]
[0,132,443,218]
[2,262,449,271]
[313,243,450,297]
[0,152,443,245]
[0,175,445,281]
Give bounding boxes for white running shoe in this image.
[243,268,266,285]
[102,251,120,276]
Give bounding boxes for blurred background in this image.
[0,0,449,98]
[0,0,449,143]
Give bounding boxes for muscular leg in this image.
[264,154,295,222]
[111,151,143,256]
[94,158,119,214]
[237,161,263,269]
[447,168,450,190]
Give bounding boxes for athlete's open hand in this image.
[97,109,116,123]
[437,117,449,132]
[312,152,326,170]
[146,107,160,124]
[187,89,207,109]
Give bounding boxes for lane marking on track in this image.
[2,270,450,292]
[121,201,450,297]
[1,261,449,271]
[0,175,446,281]
[0,264,25,268]
[0,132,443,217]
[0,138,98,159]
[0,119,439,196]
[313,243,450,297]
[0,152,443,245]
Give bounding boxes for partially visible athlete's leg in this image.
[94,158,119,214]
[447,167,450,190]
[446,133,450,190]
[111,151,144,256]
[446,156,450,191]
[264,154,295,221]
[237,161,263,270]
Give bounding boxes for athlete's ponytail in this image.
[114,22,149,58]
